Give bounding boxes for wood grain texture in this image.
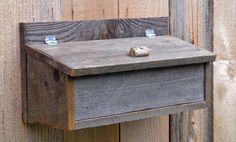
[61,0,73,20]
[0,0,63,142]
[120,117,169,142]
[72,0,119,20]
[0,0,170,141]
[74,64,205,120]
[21,17,168,45]
[23,36,214,130]
[170,111,207,142]
[170,112,192,142]
[25,36,215,77]
[119,0,168,18]
[214,0,236,141]
[26,55,71,130]
[60,0,120,141]
[169,0,214,142]
[64,125,119,142]
[117,1,169,142]
[76,101,208,130]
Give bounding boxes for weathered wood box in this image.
[20,18,216,130]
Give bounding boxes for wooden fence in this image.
[0,0,234,142]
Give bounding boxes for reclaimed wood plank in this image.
[20,24,28,124]
[26,55,72,130]
[0,0,63,142]
[169,0,214,142]
[74,64,205,120]
[120,117,169,142]
[169,112,192,142]
[25,55,211,130]
[21,17,168,45]
[75,101,208,129]
[119,0,168,18]
[24,36,216,77]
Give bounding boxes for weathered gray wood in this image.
[25,55,211,130]
[169,1,196,141]
[76,102,208,129]
[20,25,28,123]
[204,63,214,142]
[21,17,215,131]
[169,0,214,142]
[20,17,168,45]
[25,57,210,130]
[169,0,185,38]
[74,64,205,120]
[203,1,214,141]
[169,1,188,139]
[25,36,216,77]
[169,112,192,142]
[26,55,74,130]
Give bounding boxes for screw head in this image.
[145,29,156,38]
[45,35,58,45]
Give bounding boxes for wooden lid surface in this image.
[25,36,216,76]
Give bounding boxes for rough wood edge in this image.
[26,55,70,130]
[24,42,216,77]
[204,62,214,142]
[205,63,213,105]
[75,101,208,129]
[24,45,73,76]
[169,0,214,141]
[169,111,192,142]
[66,77,76,130]
[204,1,214,141]
[20,23,28,123]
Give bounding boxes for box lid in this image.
[25,36,216,77]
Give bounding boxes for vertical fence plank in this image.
[0,0,63,142]
[214,0,236,141]
[64,125,119,142]
[71,0,118,20]
[169,0,213,142]
[120,117,169,142]
[119,0,168,18]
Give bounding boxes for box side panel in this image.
[26,55,70,129]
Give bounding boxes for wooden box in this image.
[20,18,216,130]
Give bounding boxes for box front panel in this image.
[74,64,205,121]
